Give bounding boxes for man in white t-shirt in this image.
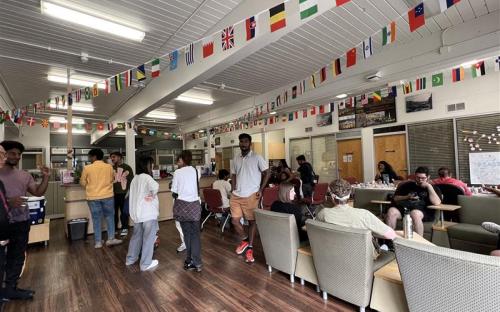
[230,133,270,263]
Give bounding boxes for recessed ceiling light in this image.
[336,94,348,99]
[41,1,145,42]
[270,111,277,115]
[47,75,105,89]
[176,95,214,105]
[145,111,177,120]
[198,130,205,133]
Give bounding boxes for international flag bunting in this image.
[495,56,500,71]
[26,117,35,127]
[84,87,91,100]
[246,16,256,40]
[67,92,73,106]
[299,0,318,20]
[310,74,316,89]
[288,112,293,121]
[303,109,307,118]
[361,94,369,105]
[115,74,123,91]
[203,36,214,58]
[373,91,382,102]
[363,37,373,59]
[105,79,111,95]
[151,58,160,78]
[310,106,316,115]
[346,48,356,67]
[75,89,81,102]
[136,64,146,81]
[169,50,178,70]
[93,83,99,97]
[415,77,426,90]
[284,91,288,103]
[222,26,235,51]
[294,111,299,119]
[269,3,286,32]
[409,3,425,32]
[335,0,351,6]
[125,69,132,87]
[97,123,104,131]
[61,94,66,106]
[439,0,460,13]
[389,86,397,97]
[41,119,49,128]
[86,123,93,131]
[276,95,281,106]
[52,122,60,129]
[319,105,325,114]
[382,21,396,46]
[320,67,327,83]
[432,73,444,87]
[332,58,342,77]
[452,66,465,82]
[346,97,354,107]
[292,86,297,99]
[300,80,306,94]
[185,44,194,66]
[471,61,485,78]
[55,96,59,105]
[403,81,413,94]
[338,100,345,110]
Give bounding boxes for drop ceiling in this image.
[0,0,497,130]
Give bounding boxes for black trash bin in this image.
[67,218,88,241]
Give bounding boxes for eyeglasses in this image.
[415,176,427,181]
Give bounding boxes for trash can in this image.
[67,218,88,241]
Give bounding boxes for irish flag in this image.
[299,0,318,20]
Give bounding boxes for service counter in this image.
[64,176,216,235]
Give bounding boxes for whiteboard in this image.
[469,152,500,185]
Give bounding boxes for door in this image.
[374,134,408,179]
[337,139,363,183]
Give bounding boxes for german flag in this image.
[270,3,286,32]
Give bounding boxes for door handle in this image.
[385,150,395,153]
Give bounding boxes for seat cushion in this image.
[447,223,499,245]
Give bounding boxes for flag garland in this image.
[269,3,286,32]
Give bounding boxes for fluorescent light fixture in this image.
[47,75,105,89]
[41,1,145,42]
[145,111,177,120]
[198,130,205,133]
[460,60,478,68]
[56,128,87,134]
[49,116,85,124]
[336,93,348,99]
[270,111,277,115]
[176,95,213,105]
[115,131,136,136]
[49,102,94,112]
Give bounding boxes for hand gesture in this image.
[41,166,50,177]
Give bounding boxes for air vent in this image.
[447,103,465,112]
[305,127,313,132]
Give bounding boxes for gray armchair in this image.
[353,188,394,216]
[394,238,500,312]
[306,219,394,312]
[447,195,500,254]
[255,209,300,283]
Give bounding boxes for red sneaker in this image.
[236,241,249,255]
[245,248,255,263]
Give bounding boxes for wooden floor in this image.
[4,219,359,312]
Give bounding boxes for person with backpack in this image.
[296,155,315,198]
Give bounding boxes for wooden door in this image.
[215,152,223,172]
[374,134,408,179]
[337,139,363,183]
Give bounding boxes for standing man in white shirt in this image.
[230,133,271,263]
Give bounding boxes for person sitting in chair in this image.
[432,167,471,196]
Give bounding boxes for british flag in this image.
[221,26,234,51]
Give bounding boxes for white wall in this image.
[6,124,51,166]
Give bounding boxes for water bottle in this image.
[403,207,413,239]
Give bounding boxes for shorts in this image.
[395,201,434,222]
[230,193,259,221]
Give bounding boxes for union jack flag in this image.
[221,26,234,51]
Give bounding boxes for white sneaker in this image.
[94,242,103,249]
[120,229,128,237]
[105,238,123,247]
[380,244,389,252]
[142,259,159,271]
[176,243,186,252]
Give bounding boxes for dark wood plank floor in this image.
[4,219,359,312]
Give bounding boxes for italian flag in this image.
[471,61,485,78]
[151,58,160,78]
[299,0,318,20]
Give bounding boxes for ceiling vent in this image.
[365,72,381,81]
[447,103,465,112]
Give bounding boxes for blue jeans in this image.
[87,197,115,243]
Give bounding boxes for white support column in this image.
[361,127,375,183]
[125,123,136,173]
[0,123,4,142]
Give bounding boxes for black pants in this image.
[114,193,128,230]
[179,221,202,267]
[302,183,314,198]
[0,221,30,289]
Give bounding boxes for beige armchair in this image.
[306,219,394,312]
[394,238,500,312]
[255,209,300,283]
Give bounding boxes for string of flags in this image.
[3,0,473,134]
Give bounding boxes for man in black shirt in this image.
[296,155,314,198]
[385,166,441,236]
